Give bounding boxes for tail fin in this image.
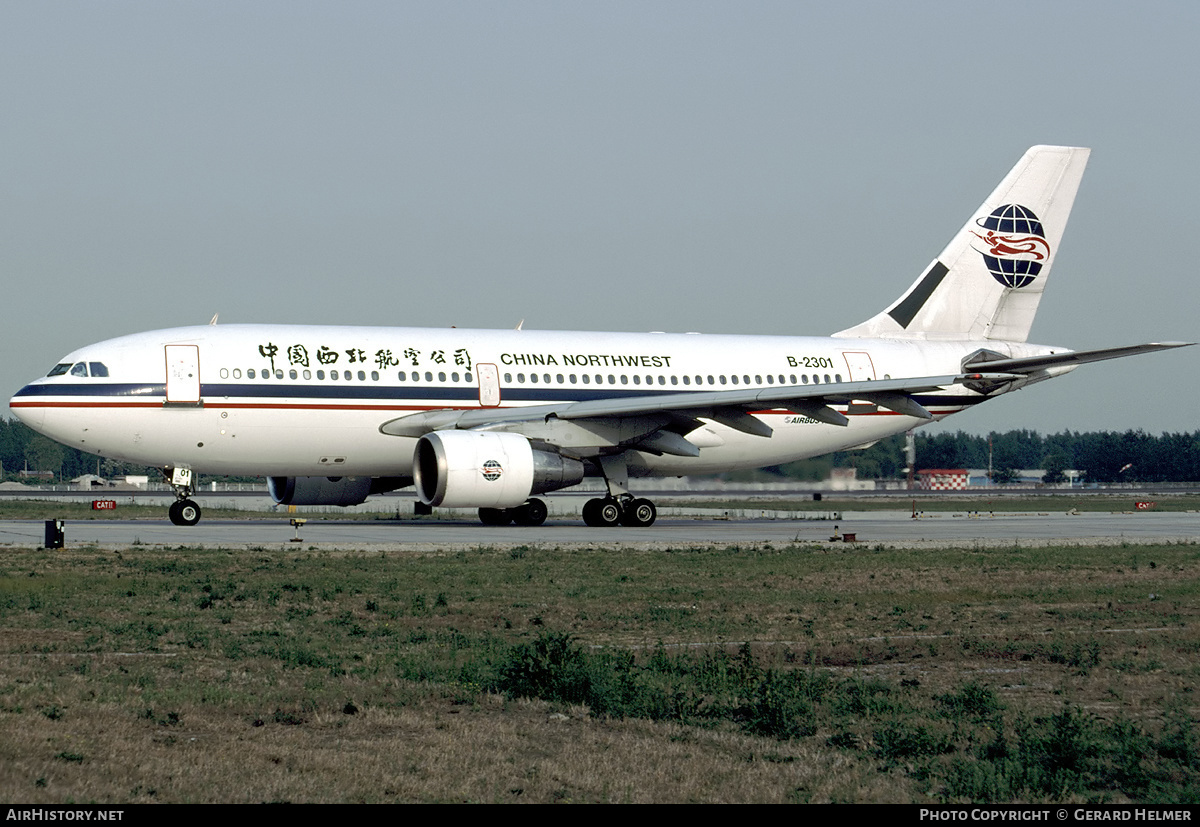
[834,145,1090,342]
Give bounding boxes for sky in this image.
[2,1,1196,436]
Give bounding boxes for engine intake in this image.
[414,430,583,508]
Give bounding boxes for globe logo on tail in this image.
[970,204,1050,289]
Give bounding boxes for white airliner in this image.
[8,146,1190,527]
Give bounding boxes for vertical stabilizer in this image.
[834,145,1090,342]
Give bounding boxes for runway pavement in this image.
[2,508,1197,550]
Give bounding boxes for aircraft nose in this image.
[9,386,45,431]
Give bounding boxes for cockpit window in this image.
[88,362,109,377]
[47,363,72,377]
[70,363,88,377]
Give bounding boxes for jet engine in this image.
[414,430,584,508]
[268,475,410,506]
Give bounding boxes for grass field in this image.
[1,539,1198,802]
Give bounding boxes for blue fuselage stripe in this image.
[12,382,984,409]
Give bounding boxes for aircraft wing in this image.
[380,372,1011,448]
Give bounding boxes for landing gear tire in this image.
[478,507,512,526]
[583,497,622,527]
[511,498,548,527]
[620,498,657,527]
[169,499,202,527]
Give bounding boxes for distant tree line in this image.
[0,417,157,482]
[767,428,1200,484]
[4,415,1200,485]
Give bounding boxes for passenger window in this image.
[89,362,109,377]
[452,372,460,382]
[683,376,691,385]
[437,372,445,382]
[530,373,538,383]
[317,370,324,380]
[557,374,565,384]
[730,375,738,385]
[303,370,311,380]
[248,369,256,379]
[633,375,641,385]
[373,371,381,381]
[274,370,283,379]
[582,374,591,384]
[289,369,298,380]
[423,371,432,381]
[220,368,229,379]
[359,371,368,381]
[233,369,242,379]
[620,375,628,385]
[465,372,473,382]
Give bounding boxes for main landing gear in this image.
[474,495,658,527]
[582,496,657,527]
[165,466,202,526]
[478,498,549,527]
[579,453,657,527]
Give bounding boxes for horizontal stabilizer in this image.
[964,342,1193,375]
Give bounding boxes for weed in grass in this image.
[936,682,1003,722]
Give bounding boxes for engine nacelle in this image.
[268,475,411,507]
[414,430,584,508]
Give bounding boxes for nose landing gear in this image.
[164,466,202,526]
[168,498,202,526]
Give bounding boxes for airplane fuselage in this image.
[8,323,1059,478]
